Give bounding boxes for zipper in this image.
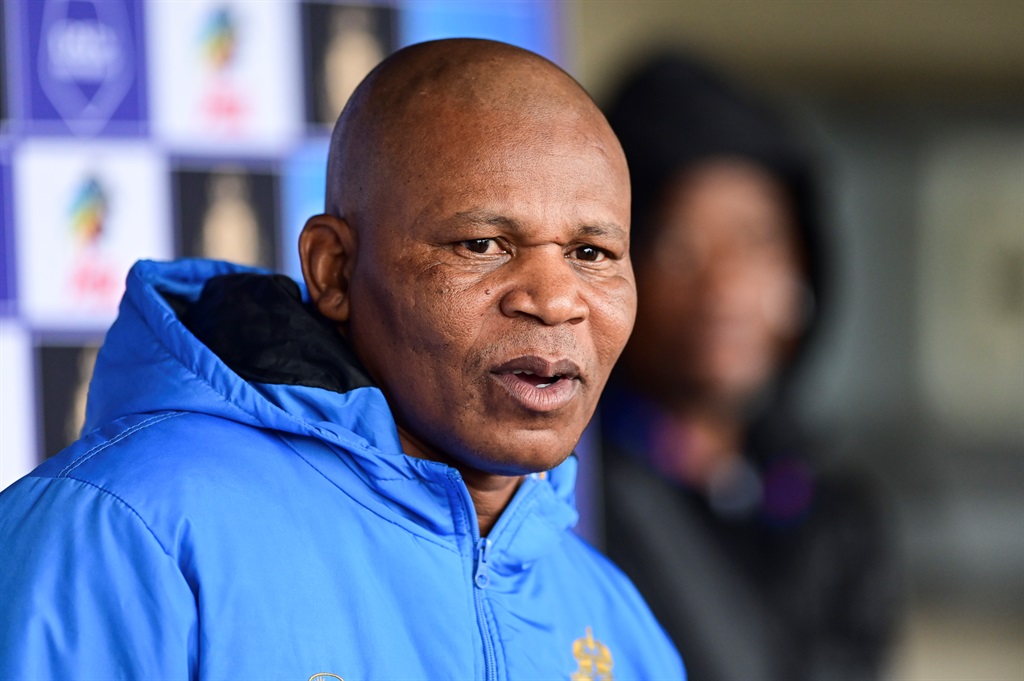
[474,537,497,680]
[474,537,492,588]
[456,471,539,681]
[448,467,502,681]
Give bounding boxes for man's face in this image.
[347,106,634,475]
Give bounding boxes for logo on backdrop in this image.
[198,4,248,127]
[69,177,107,245]
[66,175,117,303]
[200,6,238,72]
[35,0,138,135]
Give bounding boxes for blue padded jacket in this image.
[0,259,684,680]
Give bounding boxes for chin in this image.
[460,431,578,477]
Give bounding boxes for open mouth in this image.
[510,369,568,389]
[491,356,583,412]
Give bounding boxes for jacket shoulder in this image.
[35,411,274,485]
[27,411,301,524]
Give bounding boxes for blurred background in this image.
[0,1,1021,679]
[572,4,1022,681]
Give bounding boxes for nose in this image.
[499,249,588,325]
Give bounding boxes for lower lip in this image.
[490,373,581,413]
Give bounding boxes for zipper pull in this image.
[474,537,492,589]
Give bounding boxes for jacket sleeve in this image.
[0,476,198,680]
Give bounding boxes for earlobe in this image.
[299,214,356,323]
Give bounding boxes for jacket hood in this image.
[85,258,397,454]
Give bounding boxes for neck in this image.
[397,428,521,537]
[460,468,523,537]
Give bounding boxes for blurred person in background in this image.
[597,54,901,681]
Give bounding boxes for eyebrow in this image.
[454,210,627,242]
[577,223,628,242]
[455,210,521,231]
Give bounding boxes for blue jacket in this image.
[0,259,684,680]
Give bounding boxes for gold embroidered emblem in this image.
[308,673,344,681]
[571,626,614,681]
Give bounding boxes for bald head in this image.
[324,38,619,222]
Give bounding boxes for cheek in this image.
[350,260,443,382]
[589,277,637,364]
[758,268,805,339]
[410,272,491,358]
[368,263,494,400]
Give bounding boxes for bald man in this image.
[0,39,684,680]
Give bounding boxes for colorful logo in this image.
[199,6,237,72]
[571,626,614,681]
[197,4,246,124]
[68,176,108,245]
[65,174,118,303]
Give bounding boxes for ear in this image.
[299,214,357,323]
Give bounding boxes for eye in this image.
[570,245,607,263]
[460,238,505,255]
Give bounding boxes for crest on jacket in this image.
[571,626,614,681]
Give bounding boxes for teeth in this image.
[508,369,568,388]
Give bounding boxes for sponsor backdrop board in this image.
[0,0,563,487]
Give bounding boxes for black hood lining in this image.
[177,273,374,394]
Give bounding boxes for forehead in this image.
[382,104,629,228]
[655,161,795,237]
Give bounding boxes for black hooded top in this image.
[597,54,900,681]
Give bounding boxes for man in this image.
[0,39,684,679]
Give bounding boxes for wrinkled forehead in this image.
[411,104,609,174]
[389,104,626,237]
